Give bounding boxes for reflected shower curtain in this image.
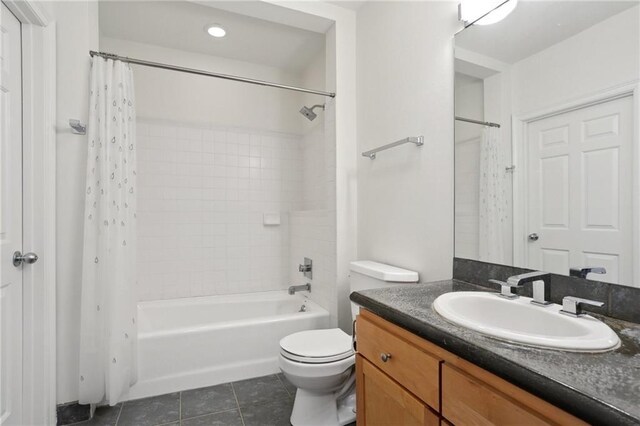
[478,126,507,264]
[79,57,138,405]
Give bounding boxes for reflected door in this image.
[526,96,633,284]
[0,4,23,425]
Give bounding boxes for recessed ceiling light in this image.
[205,24,226,38]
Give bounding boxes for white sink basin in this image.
[432,292,620,352]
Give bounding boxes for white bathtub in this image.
[128,291,330,399]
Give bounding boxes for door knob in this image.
[528,233,539,241]
[13,251,38,267]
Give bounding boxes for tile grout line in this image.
[114,403,124,426]
[275,374,292,398]
[230,383,246,426]
[179,408,240,424]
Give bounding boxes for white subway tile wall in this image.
[136,118,304,301]
[301,123,327,210]
[289,101,338,324]
[290,211,337,321]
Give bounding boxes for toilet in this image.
[279,261,419,426]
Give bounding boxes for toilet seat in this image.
[280,328,354,364]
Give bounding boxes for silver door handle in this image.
[528,233,539,241]
[13,251,38,267]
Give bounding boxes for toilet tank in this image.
[350,261,419,319]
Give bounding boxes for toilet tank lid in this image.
[350,261,419,283]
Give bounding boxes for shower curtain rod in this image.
[455,116,501,128]
[89,51,336,98]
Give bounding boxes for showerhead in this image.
[300,106,317,121]
[299,104,325,121]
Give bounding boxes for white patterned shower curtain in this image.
[478,126,508,264]
[79,57,138,405]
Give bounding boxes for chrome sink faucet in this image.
[288,283,311,295]
[570,267,606,279]
[507,271,552,306]
[559,296,604,317]
[491,271,552,305]
[489,279,520,299]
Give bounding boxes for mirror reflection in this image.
[454,1,640,285]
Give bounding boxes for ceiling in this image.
[326,1,367,11]
[99,1,326,73]
[456,1,638,64]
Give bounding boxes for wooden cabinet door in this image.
[356,355,440,426]
[357,313,441,410]
[442,364,552,426]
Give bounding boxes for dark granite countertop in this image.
[350,280,640,426]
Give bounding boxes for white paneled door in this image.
[0,3,23,425]
[527,96,633,284]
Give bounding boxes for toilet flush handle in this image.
[380,353,392,363]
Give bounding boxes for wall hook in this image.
[69,119,86,135]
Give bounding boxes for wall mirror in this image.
[454,1,640,285]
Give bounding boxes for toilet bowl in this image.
[279,328,356,426]
[280,261,419,426]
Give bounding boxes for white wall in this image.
[49,0,99,405]
[137,119,303,300]
[356,1,459,282]
[454,74,484,142]
[100,37,307,134]
[511,5,640,115]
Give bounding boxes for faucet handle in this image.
[560,296,604,317]
[570,267,606,279]
[489,279,519,300]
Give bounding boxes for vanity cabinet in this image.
[355,309,586,426]
[357,356,440,426]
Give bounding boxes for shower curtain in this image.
[478,126,507,264]
[79,57,138,405]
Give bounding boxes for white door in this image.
[526,96,633,284]
[0,4,23,425]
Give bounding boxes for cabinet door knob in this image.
[380,353,392,362]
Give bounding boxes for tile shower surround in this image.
[136,119,304,301]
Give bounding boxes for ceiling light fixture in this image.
[205,24,226,38]
[459,0,518,26]
[475,0,517,25]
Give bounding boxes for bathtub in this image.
[128,291,330,399]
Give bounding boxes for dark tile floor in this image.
[70,374,296,426]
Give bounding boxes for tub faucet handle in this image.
[299,257,313,279]
[288,283,311,295]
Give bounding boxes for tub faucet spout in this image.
[288,283,311,295]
